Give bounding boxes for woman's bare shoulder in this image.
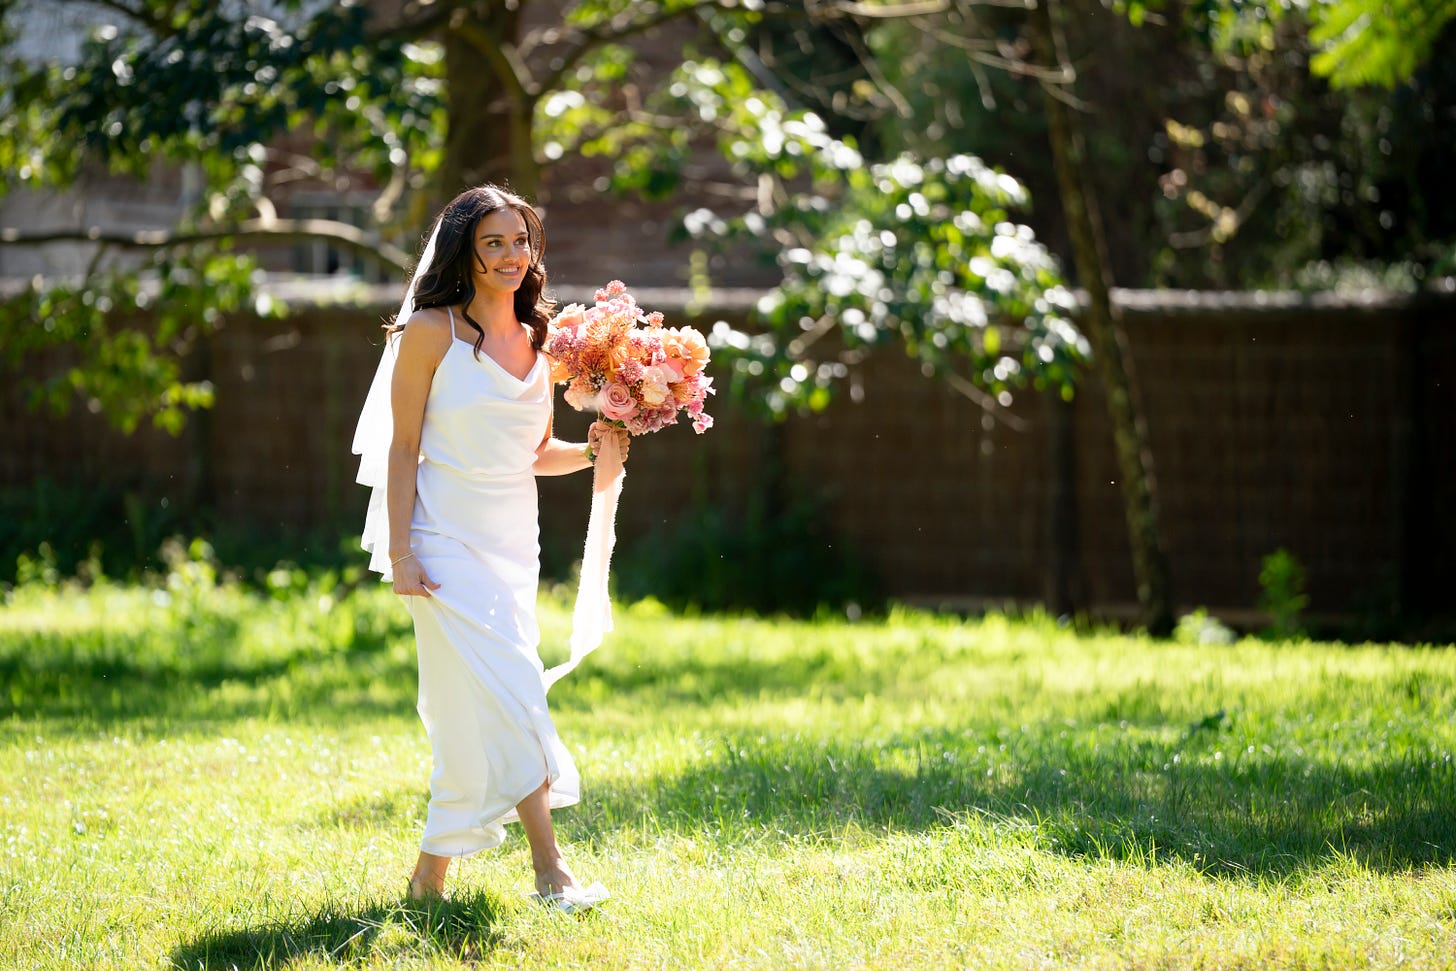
[396,307,455,358]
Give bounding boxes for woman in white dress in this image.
[354,184,627,906]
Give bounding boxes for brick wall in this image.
[4,287,1452,622]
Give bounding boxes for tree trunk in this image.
[437,4,539,205]
[1029,0,1175,635]
[1044,390,1078,617]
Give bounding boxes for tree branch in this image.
[941,370,1030,430]
[824,0,952,17]
[453,13,535,105]
[365,2,456,43]
[1167,181,1271,249]
[830,14,913,117]
[534,0,735,97]
[1,220,412,273]
[82,0,176,36]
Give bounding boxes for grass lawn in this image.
[1,569,1453,970]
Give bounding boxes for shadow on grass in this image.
[574,721,1456,882]
[167,889,508,970]
[0,617,417,731]
[547,639,911,715]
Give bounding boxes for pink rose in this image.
[599,382,638,420]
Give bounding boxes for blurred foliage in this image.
[1174,608,1238,646]
[1259,547,1310,642]
[1,478,182,585]
[646,56,1086,420]
[1305,0,1456,90]
[615,489,882,618]
[0,0,440,203]
[0,476,367,589]
[1148,7,1456,289]
[0,248,273,433]
[0,0,443,433]
[863,0,1456,291]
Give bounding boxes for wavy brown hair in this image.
[387,184,554,353]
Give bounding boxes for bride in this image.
[353,183,627,910]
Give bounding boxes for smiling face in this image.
[471,207,532,296]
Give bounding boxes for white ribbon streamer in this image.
[544,431,624,690]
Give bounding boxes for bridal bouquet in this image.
[545,280,714,435]
[541,281,711,690]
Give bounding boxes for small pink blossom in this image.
[595,280,628,302]
[625,404,679,435]
[618,358,645,384]
[692,413,714,434]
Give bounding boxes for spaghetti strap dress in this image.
[397,310,579,857]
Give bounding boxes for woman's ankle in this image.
[408,876,444,899]
[410,852,450,896]
[533,859,578,895]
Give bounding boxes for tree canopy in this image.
[0,0,1090,432]
[3,0,1450,629]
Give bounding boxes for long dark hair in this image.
[388,184,553,353]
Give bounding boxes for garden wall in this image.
[3,285,1452,625]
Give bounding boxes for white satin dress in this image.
[398,318,580,857]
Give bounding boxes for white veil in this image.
[352,219,442,581]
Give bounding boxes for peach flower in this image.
[564,377,599,411]
[639,365,672,407]
[553,303,587,329]
[663,326,709,374]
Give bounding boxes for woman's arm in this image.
[533,418,630,476]
[386,311,451,595]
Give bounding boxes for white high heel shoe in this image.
[532,881,611,914]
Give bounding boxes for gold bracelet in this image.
[391,552,417,566]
